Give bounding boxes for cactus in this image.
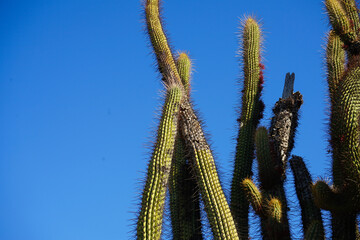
[169,53,203,240]
[137,0,360,239]
[137,85,183,240]
[310,0,360,239]
[230,18,264,239]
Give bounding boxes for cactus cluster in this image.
[136,0,360,239]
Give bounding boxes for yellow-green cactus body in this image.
[241,178,262,213]
[230,17,264,239]
[176,52,192,94]
[169,53,203,240]
[326,30,346,103]
[340,0,360,36]
[325,0,357,44]
[145,0,181,85]
[180,100,239,240]
[137,86,183,240]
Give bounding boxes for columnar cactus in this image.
[230,18,264,239]
[311,0,360,239]
[137,0,360,239]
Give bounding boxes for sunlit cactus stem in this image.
[137,85,183,240]
[230,17,264,239]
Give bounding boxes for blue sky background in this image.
[0,0,336,239]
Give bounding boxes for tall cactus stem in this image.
[137,85,183,240]
[230,17,264,239]
[304,221,325,240]
[290,156,324,238]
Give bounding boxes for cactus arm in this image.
[325,0,357,45]
[169,53,203,240]
[230,17,264,238]
[137,86,183,240]
[326,30,346,103]
[241,178,263,214]
[340,0,360,36]
[253,126,291,239]
[255,127,281,189]
[180,100,239,240]
[145,0,182,85]
[176,52,192,94]
[289,156,324,238]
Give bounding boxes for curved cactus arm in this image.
[311,180,345,211]
[289,156,324,238]
[340,0,360,37]
[137,85,183,240]
[169,53,203,240]
[230,17,264,239]
[145,0,182,85]
[326,30,346,103]
[180,100,239,240]
[325,0,357,45]
[241,178,263,214]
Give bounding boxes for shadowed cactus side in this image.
[136,0,360,239]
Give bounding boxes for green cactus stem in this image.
[340,0,360,33]
[325,0,358,46]
[331,67,360,200]
[326,30,346,103]
[176,52,192,94]
[145,0,182,85]
[289,156,324,238]
[169,53,203,240]
[137,85,183,240]
[180,100,239,240]
[230,17,264,239]
[253,126,291,239]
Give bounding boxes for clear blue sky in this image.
[0,0,334,239]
